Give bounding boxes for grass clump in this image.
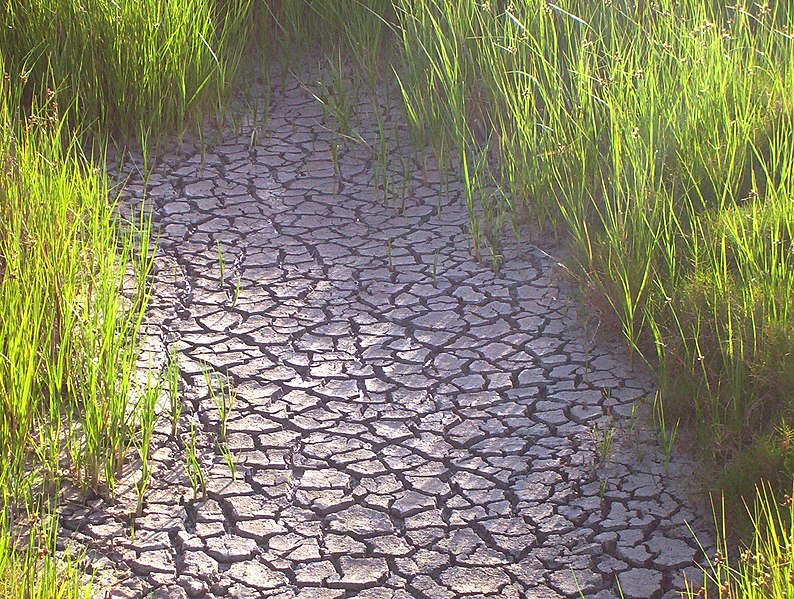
[0,0,254,136]
[391,0,793,507]
[686,483,794,599]
[0,77,153,499]
[0,61,154,596]
[245,0,794,587]
[0,0,261,593]
[0,508,87,599]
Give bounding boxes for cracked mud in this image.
[63,67,712,599]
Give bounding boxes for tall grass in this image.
[262,0,388,60]
[0,70,155,497]
[0,1,262,593]
[391,0,793,504]
[686,483,794,599]
[0,70,153,595]
[0,0,253,136]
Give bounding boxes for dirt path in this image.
[70,67,711,599]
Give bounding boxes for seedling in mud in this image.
[135,372,160,517]
[398,174,409,214]
[592,421,616,466]
[202,366,236,442]
[306,50,358,136]
[330,137,341,179]
[469,220,482,261]
[214,243,243,305]
[627,400,642,438]
[252,72,272,147]
[432,249,440,288]
[216,241,226,284]
[599,477,609,508]
[166,347,182,439]
[138,124,156,187]
[232,276,242,307]
[185,419,206,499]
[489,246,504,272]
[394,125,411,214]
[382,173,393,206]
[373,118,391,204]
[198,126,207,165]
[653,392,679,472]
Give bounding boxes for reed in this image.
[391,0,793,510]
[0,0,253,137]
[0,70,154,595]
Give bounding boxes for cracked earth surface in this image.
[64,68,712,599]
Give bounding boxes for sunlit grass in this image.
[0,508,88,599]
[0,0,253,137]
[391,0,793,505]
[685,483,794,599]
[0,1,262,593]
[0,0,250,137]
[0,63,157,594]
[0,0,791,596]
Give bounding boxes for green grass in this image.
[389,0,793,508]
[0,0,253,137]
[0,0,256,594]
[0,71,153,595]
[0,507,88,599]
[685,483,794,599]
[1,0,792,596]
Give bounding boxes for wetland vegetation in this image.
[0,1,791,596]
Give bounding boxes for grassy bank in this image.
[685,483,793,598]
[0,71,150,598]
[387,0,793,508]
[0,0,255,594]
[0,0,252,137]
